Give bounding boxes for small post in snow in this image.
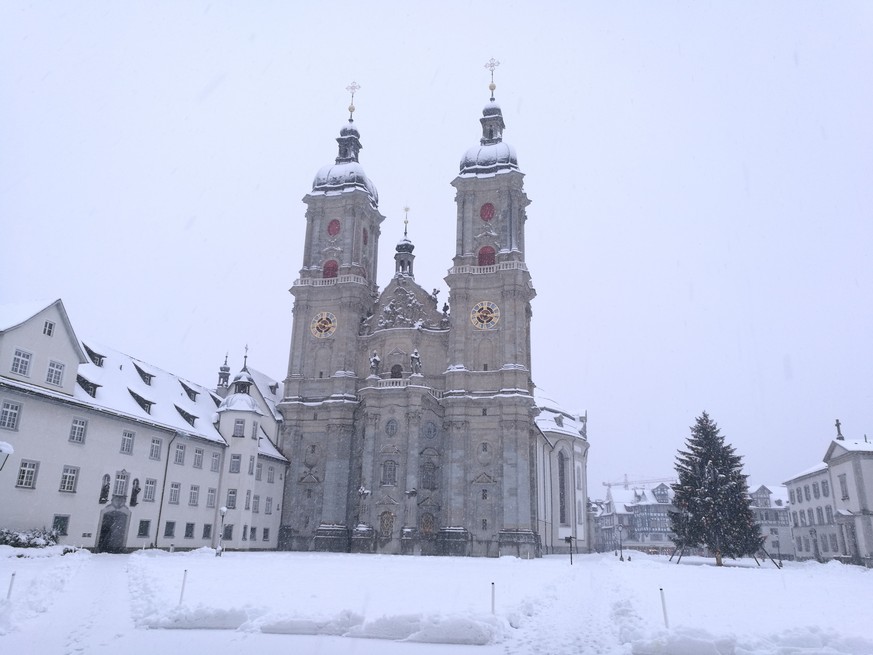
[178,569,188,606]
[6,572,15,600]
[659,587,669,628]
[491,582,495,615]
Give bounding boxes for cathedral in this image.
[276,76,589,557]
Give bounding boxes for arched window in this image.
[478,246,496,267]
[421,462,437,490]
[379,511,394,538]
[381,460,397,486]
[390,364,403,379]
[558,451,568,525]
[322,260,338,279]
[420,512,435,535]
[99,474,110,503]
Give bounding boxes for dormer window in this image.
[134,363,153,386]
[175,405,197,427]
[82,343,105,367]
[43,320,55,336]
[180,381,199,402]
[76,375,100,398]
[209,393,222,408]
[129,389,153,414]
[233,380,251,395]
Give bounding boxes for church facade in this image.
[277,83,589,557]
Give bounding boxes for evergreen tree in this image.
[670,412,763,566]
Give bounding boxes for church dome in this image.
[310,118,379,205]
[396,236,414,253]
[459,97,520,176]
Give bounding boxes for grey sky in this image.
[2,1,871,496]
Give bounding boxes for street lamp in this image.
[216,506,228,557]
[0,441,13,472]
[810,527,820,563]
[617,523,624,561]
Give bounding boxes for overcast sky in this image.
[3,1,872,497]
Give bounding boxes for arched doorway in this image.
[98,509,129,553]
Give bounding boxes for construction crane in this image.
[602,474,675,490]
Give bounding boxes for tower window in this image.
[478,246,496,266]
[327,219,341,236]
[323,260,338,279]
[363,227,369,245]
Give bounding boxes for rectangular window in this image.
[830,534,838,552]
[202,524,212,540]
[121,430,135,454]
[807,508,814,525]
[46,360,65,386]
[174,443,186,465]
[262,528,270,542]
[804,485,811,501]
[249,526,256,541]
[193,448,204,468]
[138,520,150,537]
[252,495,260,513]
[69,418,87,444]
[189,484,200,506]
[149,438,162,460]
[185,522,195,539]
[251,421,259,439]
[816,507,824,525]
[16,460,39,488]
[248,455,255,475]
[789,489,795,504]
[12,349,32,376]
[43,320,55,336]
[245,490,251,509]
[0,400,21,430]
[800,511,807,526]
[207,487,216,508]
[229,454,241,473]
[223,524,233,540]
[59,465,79,493]
[211,452,221,472]
[52,515,69,536]
[255,463,263,481]
[826,505,834,524]
[233,419,245,437]
[838,474,849,500]
[169,482,181,504]
[822,480,830,497]
[242,524,248,541]
[114,471,129,497]
[143,478,157,502]
[265,497,273,515]
[164,521,175,538]
[226,488,237,509]
[796,536,802,551]
[267,466,275,484]
[812,482,820,499]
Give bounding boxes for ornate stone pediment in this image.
[376,492,399,505]
[472,472,496,484]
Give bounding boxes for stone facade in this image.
[277,89,588,557]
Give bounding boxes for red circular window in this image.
[480,203,495,221]
[327,219,341,236]
[363,227,369,245]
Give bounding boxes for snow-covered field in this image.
[1,546,870,655]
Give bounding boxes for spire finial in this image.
[484,58,500,100]
[403,206,410,238]
[835,418,844,440]
[243,344,249,370]
[346,81,360,120]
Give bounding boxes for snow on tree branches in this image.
[669,412,764,566]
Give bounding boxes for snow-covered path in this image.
[2,548,872,655]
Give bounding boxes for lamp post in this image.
[617,523,624,561]
[216,506,227,557]
[0,441,13,472]
[809,527,820,563]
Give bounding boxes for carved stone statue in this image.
[369,350,381,375]
[410,349,422,374]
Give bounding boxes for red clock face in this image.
[480,203,495,221]
[327,219,341,236]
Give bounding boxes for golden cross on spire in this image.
[346,81,360,120]
[403,206,410,237]
[484,58,500,100]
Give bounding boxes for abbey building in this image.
[277,83,589,557]
[0,81,588,557]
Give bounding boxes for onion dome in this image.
[459,70,520,176]
[311,86,379,205]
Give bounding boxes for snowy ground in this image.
[1,547,870,655]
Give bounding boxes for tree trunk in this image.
[715,549,723,566]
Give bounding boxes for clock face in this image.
[480,203,495,221]
[327,219,341,236]
[310,312,337,338]
[470,301,500,330]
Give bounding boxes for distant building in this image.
[0,299,287,552]
[748,484,792,561]
[785,423,873,566]
[596,482,676,555]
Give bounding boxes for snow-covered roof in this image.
[534,398,586,441]
[0,299,58,332]
[784,462,828,484]
[247,367,283,421]
[828,439,873,454]
[76,340,225,444]
[311,161,378,205]
[258,430,288,463]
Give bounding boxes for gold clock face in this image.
[470,301,500,330]
[310,312,337,338]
